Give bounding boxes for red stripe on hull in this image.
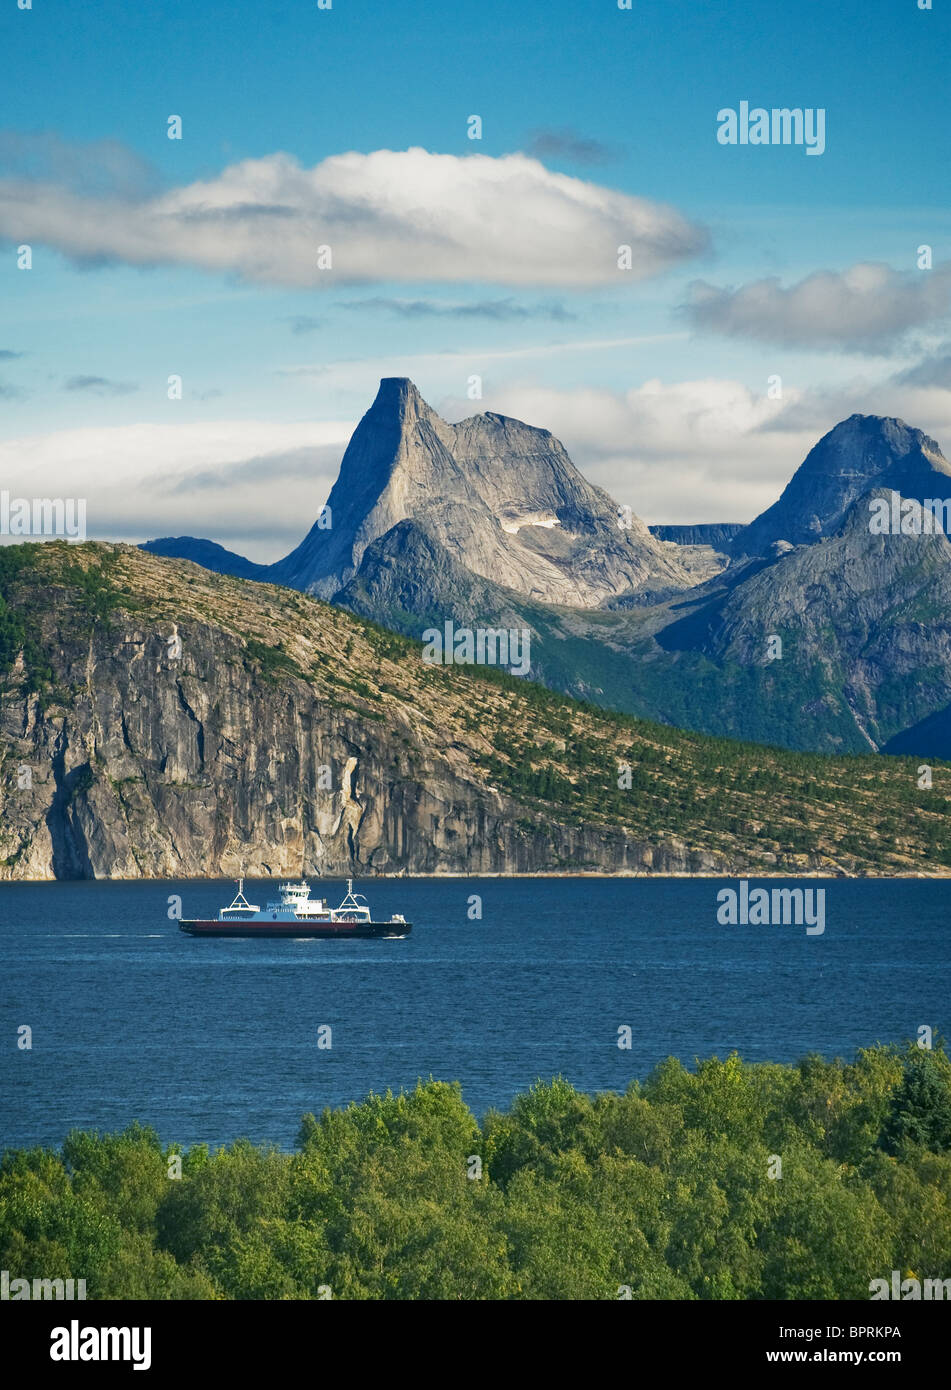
[179,921,412,939]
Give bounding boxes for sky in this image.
[1,0,949,559]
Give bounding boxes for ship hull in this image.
[179,919,411,939]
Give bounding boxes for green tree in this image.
[879,1049,951,1155]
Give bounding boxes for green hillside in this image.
[0,541,948,876]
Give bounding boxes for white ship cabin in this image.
[216,877,332,922]
[264,880,332,921]
[216,877,374,923]
[270,880,326,914]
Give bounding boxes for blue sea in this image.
[1,878,948,1152]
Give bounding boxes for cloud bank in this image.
[0,146,707,288]
[684,262,951,352]
[0,419,351,561]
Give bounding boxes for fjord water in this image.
[1,878,948,1152]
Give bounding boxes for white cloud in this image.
[755,367,951,451]
[684,262,951,352]
[0,146,707,287]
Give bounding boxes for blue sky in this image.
[1,0,949,556]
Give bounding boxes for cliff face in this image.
[0,544,726,880]
[0,543,947,880]
[5,633,711,880]
[649,491,951,752]
[649,523,744,549]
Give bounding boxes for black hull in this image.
[179,920,411,939]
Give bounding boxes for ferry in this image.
[179,878,412,939]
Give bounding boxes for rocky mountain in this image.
[337,488,951,755]
[268,377,692,604]
[731,414,951,556]
[336,517,532,633]
[647,490,951,751]
[1,542,947,879]
[140,391,951,758]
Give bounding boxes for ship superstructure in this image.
[179,878,411,939]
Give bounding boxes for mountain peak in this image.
[268,378,691,603]
[372,376,425,408]
[731,413,951,555]
[829,412,942,453]
[365,376,438,431]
